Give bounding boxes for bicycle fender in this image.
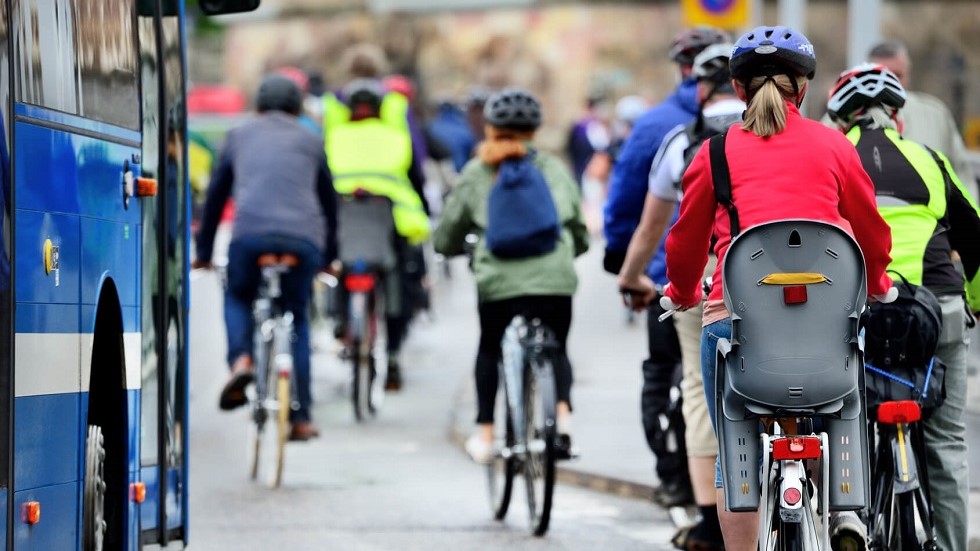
[889,424,921,494]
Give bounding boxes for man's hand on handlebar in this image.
[617,274,657,312]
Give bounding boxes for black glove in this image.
[603,248,626,275]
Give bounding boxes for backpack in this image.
[484,152,561,259]
[862,272,946,413]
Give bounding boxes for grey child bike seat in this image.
[715,220,870,512]
[336,193,398,271]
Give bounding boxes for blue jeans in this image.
[225,235,322,423]
[701,318,732,488]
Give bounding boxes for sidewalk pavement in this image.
[448,242,980,549]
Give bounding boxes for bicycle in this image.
[487,314,562,537]
[246,253,298,489]
[335,192,398,421]
[863,361,944,550]
[711,220,871,549]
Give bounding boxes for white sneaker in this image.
[830,511,867,551]
[464,433,496,465]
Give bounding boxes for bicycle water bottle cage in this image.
[715,220,870,512]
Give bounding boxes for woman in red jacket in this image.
[646,26,895,550]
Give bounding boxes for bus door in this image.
[138,1,189,545]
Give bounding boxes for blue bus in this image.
[1,0,258,548]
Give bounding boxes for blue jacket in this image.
[603,79,698,284]
[427,103,477,172]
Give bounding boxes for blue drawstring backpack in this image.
[484,152,561,259]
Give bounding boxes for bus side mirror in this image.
[199,0,261,15]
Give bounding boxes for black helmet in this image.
[343,78,385,120]
[256,74,303,114]
[483,87,542,131]
[730,26,817,81]
[669,26,732,66]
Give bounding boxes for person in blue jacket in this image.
[602,25,729,541]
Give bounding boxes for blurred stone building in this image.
[192,0,980,152]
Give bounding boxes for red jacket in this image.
[664,102,893,308]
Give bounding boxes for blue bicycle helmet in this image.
[730,26,816,81]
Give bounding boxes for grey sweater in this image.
[196,112,338,263]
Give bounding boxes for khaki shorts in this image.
[673,255,718,457]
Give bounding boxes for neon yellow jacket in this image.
[848,126,980,310]
[323,93,430,244]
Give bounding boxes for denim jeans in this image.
[701,318,732,487]
[225,235,322,423]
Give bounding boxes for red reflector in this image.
[783,285,808,304]
[877,400,921,424]
[782,487,802,506]
[22,501,40,525]
[344,273,375,292]
[772,436,821,461]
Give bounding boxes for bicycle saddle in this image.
[257,253,299,267]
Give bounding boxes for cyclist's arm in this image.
[195,140,235,264]
[433,164,476,257]
[316,152,339,266]
[938,152,980,311]
[619,193,674,286]
[663,146,714,307]
[837,147,893,297]
[407,153,430,216]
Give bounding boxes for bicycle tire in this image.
[489,394,516,520]
[524,358,556,537]
[249,336,274,481]
[896,491,920,551]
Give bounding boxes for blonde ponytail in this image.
[741,74,807,138]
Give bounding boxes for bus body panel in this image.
[12,483,78,550]
[14,394,80,490]
[13,210,81,305]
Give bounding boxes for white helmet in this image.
[827,63,906,124]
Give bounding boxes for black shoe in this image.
[218,368,254,411]
[671,523,725,551]
[653,480,695,507]
[555,433,577,460]
[384,360,402,392]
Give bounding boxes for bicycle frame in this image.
[252,265,296,421]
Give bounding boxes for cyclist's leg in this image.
[278,238,322,425]
[702,318,758,551]
[475,297,515,425]
[675,301,723,544]
[384,238,411,388]
[922,294,970,551]
[224,237,263,367]
[522,295,573,432]
[642,298,691,502]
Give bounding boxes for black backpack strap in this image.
[923,145,953,230]
[708,131,739,237]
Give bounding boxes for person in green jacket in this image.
[434,88,590,464]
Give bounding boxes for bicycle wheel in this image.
[349,291,374,421]
[488,387,515,520]
[896,491,920,551]
[524,358,556,536]
[271,373,290,488]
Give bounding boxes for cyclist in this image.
[433,88,589,464]
[193,74,339,442]
[324,76,430,391]
[827,63,980,551]
[603,25,729,513]
[618,42,743,551]
[651,27,895,550]
[867,40,977,200]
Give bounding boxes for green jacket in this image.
[434,148,589,302]
[847,125,980,310]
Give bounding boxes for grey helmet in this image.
[483,87,542,131]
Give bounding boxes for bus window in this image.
[13,0,139,130]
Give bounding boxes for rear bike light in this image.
[783,285,807,305]
[22,501,40,525]
[772,436,821,461]
[877,400,921,424]
[782,487,802,506]
[344,273,376,292]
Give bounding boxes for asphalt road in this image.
[181,253,677,550]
